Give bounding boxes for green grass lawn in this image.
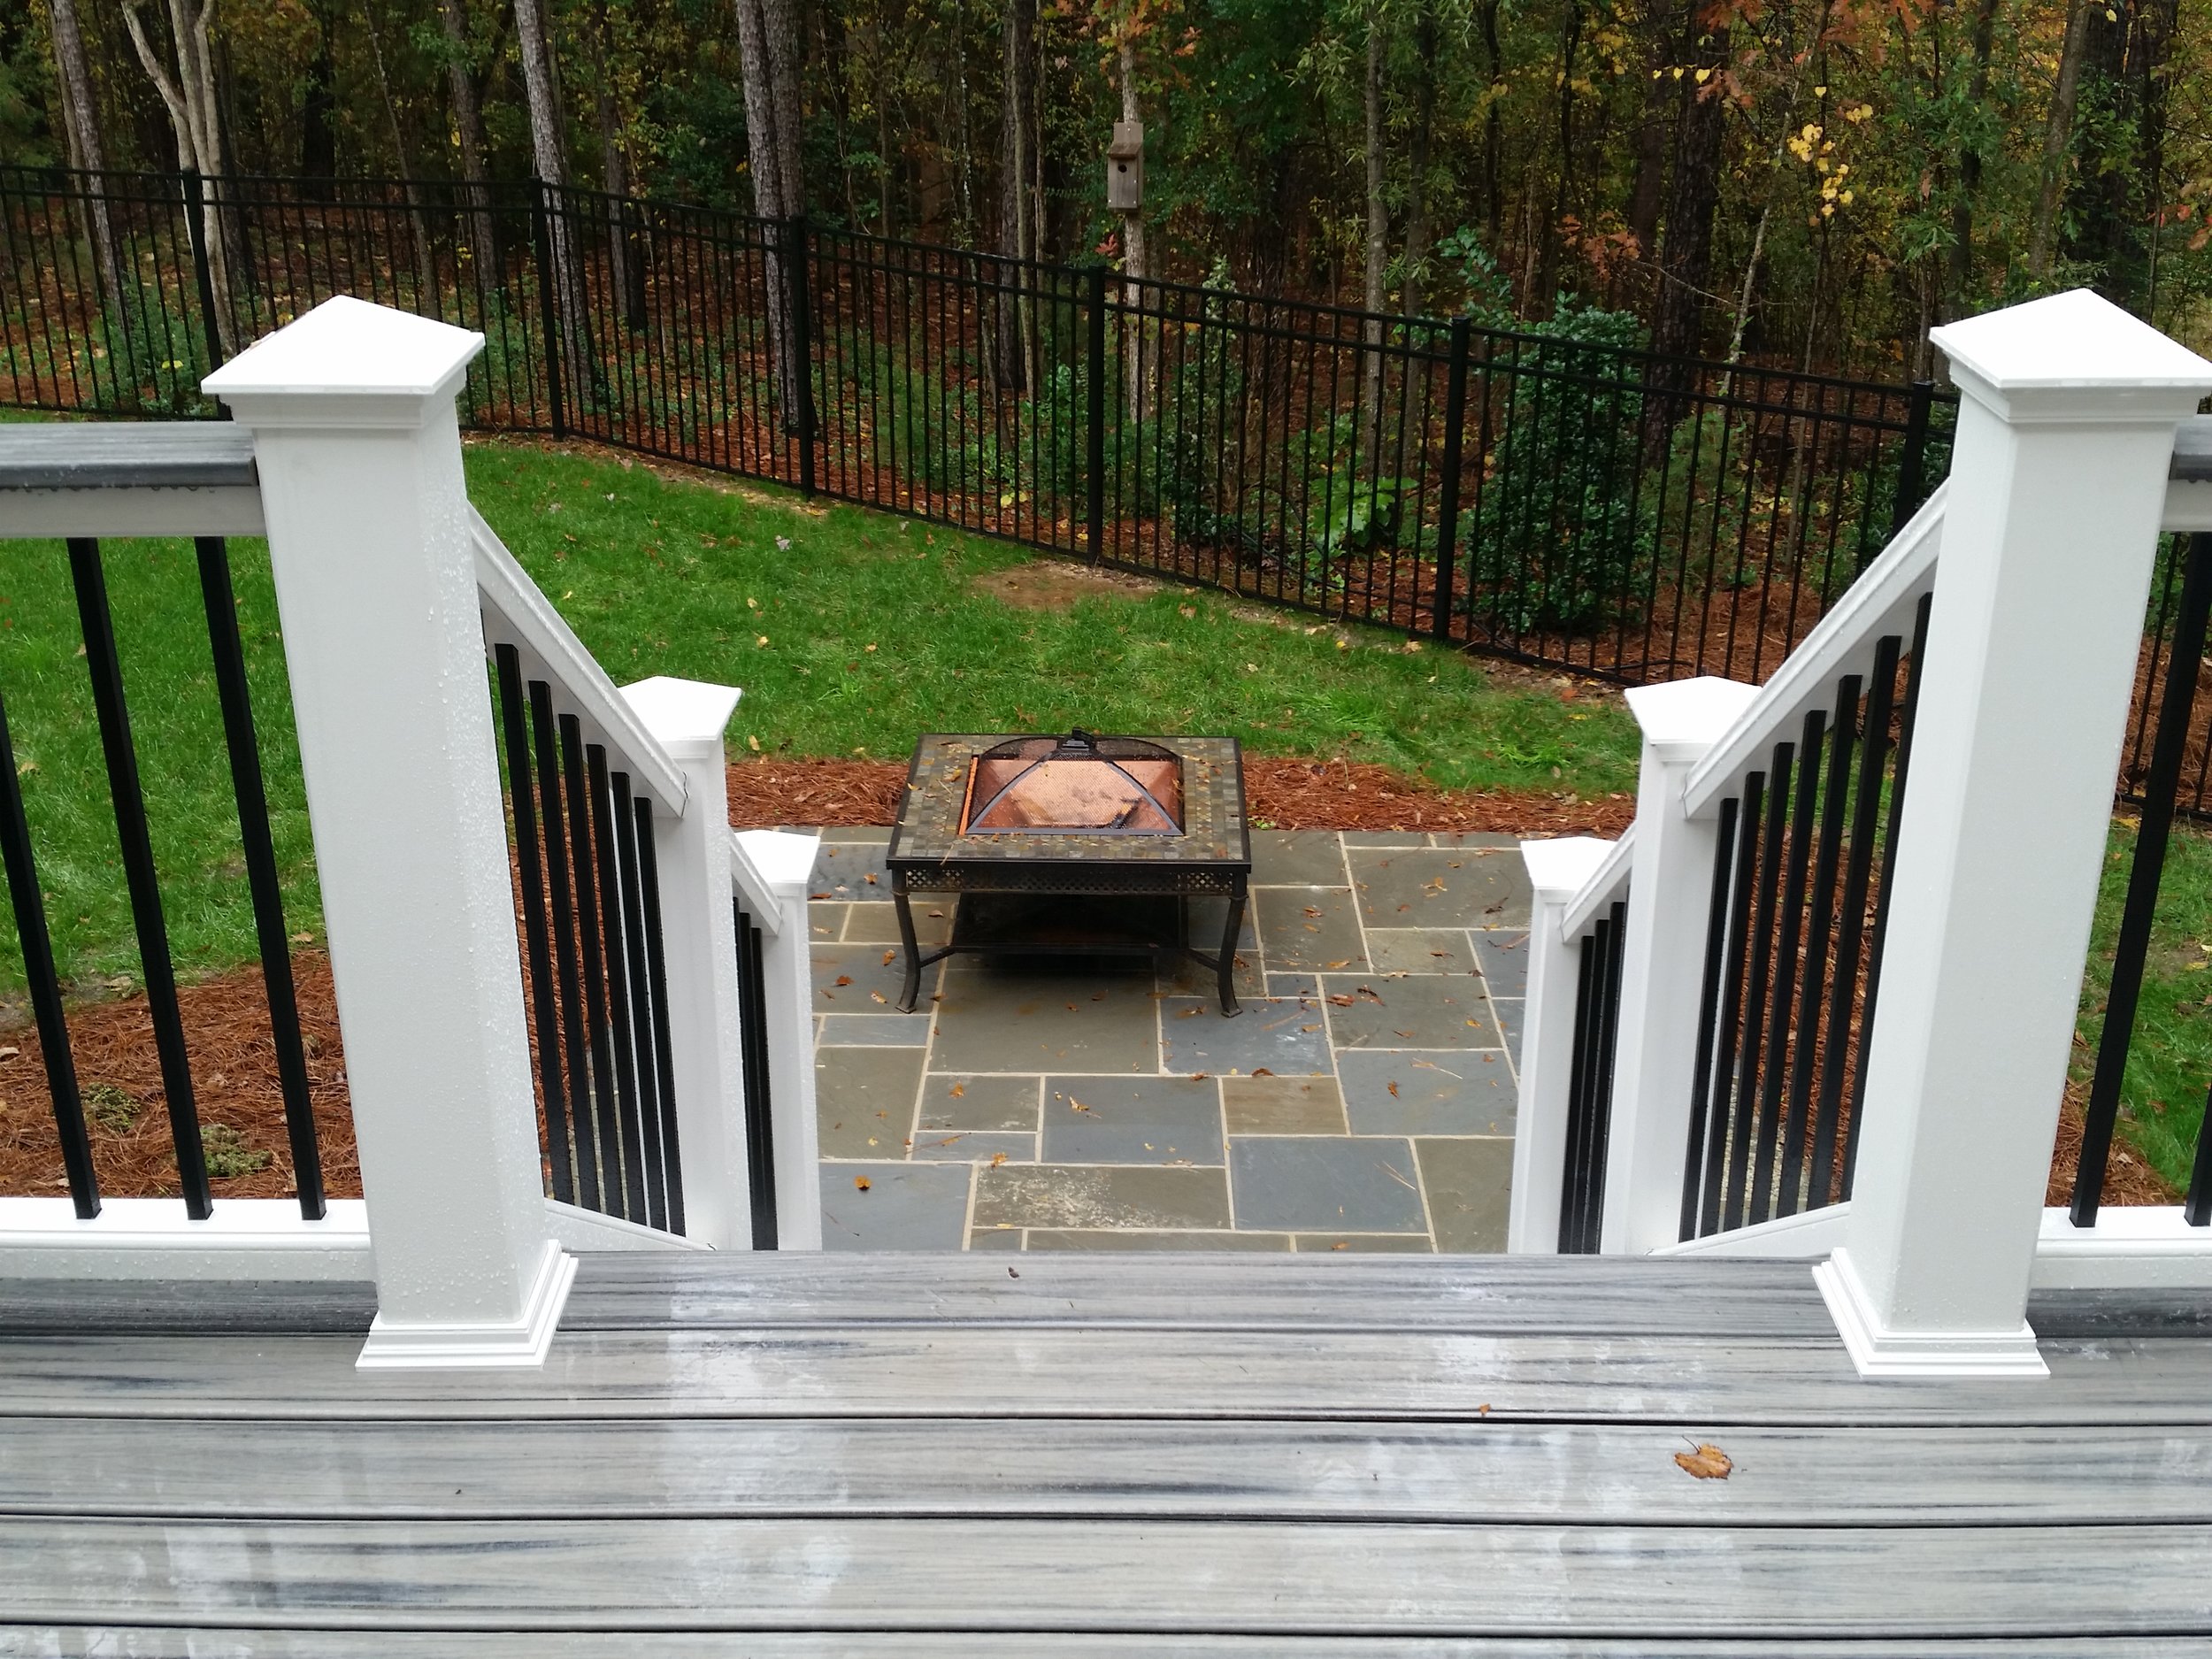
[2072,817,2212,1195]
[0,434,1636,1008]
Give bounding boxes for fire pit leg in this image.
[1216,887,1247,1017]
[893,882,924,1012]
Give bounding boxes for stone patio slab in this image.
[1431,831,1520,850]
[1491,997,1524,1063]
[1338,1048,1516,1136]
[1253,887,1367,972]
[810,840,891,900]
[818,1161,971,1250]
[1251,829,1354,885]
[1318,973,1501,1050]
[811,940,912,1007]
[1041,1075,1222,1164]
[815,1046,926,1157]
[842,901,953,948]
[1348,847,1532,928]
[1023,1228,1292,1251]
[1293,1233,1434,1253]
[1417,1136,1514,1253]
[972,1164,1232,1230]
[1161,996,1331,1077]
[929,963,1162,1074]
[911,1128,1037,1163]
[1227,1136,1425,1233]
[1471,927,1531,999]
[917,1073,1041,1133]
[1366,928,1474,974]
[817,1011,933,1047]
[1222,1074,1348,1135]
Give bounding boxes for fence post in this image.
[180,168,226,379]
[733,829,825,1249]
[204,296,572,1367]
[783,215,817,495]
[617,676,758,1251]
[1595,678,1756,1255]
[1506,835,1616,1254]
[528,178,567,438]
[1817,290,2212,1377]
[1087,264,1107,562]
[1430,316,1471,641]
[1886,378,1935,547]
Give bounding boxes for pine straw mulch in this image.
[723,754,1639,838]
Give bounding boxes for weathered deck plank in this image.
[2,1326,2208,1426]
[5,1414,2209,1525]
[5,1517,2210,1636]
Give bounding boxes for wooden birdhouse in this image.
[1107,120,1144,212]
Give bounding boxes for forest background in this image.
[0,0,2204,390]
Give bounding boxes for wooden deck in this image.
[1,1252,2209,1652]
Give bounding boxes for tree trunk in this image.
[436,0,499,271]
[995,0,1035,391]
[47,0,130,380]
[1539,0,1582,311]
[1401,4,1439,322]
[362,2,439,310]
[1625,0,1679,295]
[1117,33,1148,425]
[1947,0,1998,312]
[300,5,335,199]
[1479,0,1503,242]
[2028,0,2092,278]
[119,0,234,353]
[1652,35,1725,367]
[592,0,643,330]
[515,0,594,399]
[733,0,808,426]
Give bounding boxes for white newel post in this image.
[1816,289,2212,1377]
[204,296,573,1367]
[618,677,757,1251]
[733,830,825,1250]
[1507,836,1617,1254]
[1600,679,1758,1255]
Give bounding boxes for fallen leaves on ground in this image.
[1674,1442,1732,1479]
[854,1176,872,1192]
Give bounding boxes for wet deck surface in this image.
[2,1252,2208,1650]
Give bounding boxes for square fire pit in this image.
[886,731,1251,1015]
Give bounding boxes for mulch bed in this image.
[724,755,1637,838]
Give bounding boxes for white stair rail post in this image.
[1508,836,1617,1253]
[618,677,757,1251]
[1600,679,1758,1255]
[733,829,825,1250]
[204,296,573,1367]
[1816,289,2212,1378]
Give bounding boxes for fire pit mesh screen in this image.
[961,730,1184,835]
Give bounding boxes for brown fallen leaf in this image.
[1300,1024,1320,1032]
[1325,958,1353,970]
[864,872,879,885]
[871,990,887,1003]
[833,975,852,987]
[1674,1442,1732,1479]
[949,1082,968,1097]
[1070,1099,1091,1112]
[1327,994,1356,1007]
[855,1176,872,1192]
[1251,1067,1274,1078]
[1176,1007,1202,1018]
[1303,906,1323,918]
[882,949,895,965]
[1387,1080,1401,1097]
[1330,1241,1348,1251]
[990,1151,1008,1167]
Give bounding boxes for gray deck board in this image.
[0,422,256,490]
[4,1325,2209,1425]
[6,1415,2209,1525]
[5,1517,2210,1636]
[3,1252,2207,1646]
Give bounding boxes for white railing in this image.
[1512,288,2212,1377]
[0,295,818,1368]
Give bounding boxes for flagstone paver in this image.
[808,827,1534,1253]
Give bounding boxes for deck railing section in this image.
[1555,844,1631,1255]
[0,426,325,1226]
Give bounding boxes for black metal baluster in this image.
[559,713,624,1216]
[1778,673,1861,1217]
[493,646,572,1206]
[69,539,209,1217]
[634,796,685,1234]
[1587,901,1629,1249]
[2080,532,2212,1225]
[610,769,668,1230]
[1724,746,1793,1233]
[1845,595,1932,1194]
[736,904,778,1249]
[1560,922,1601,1254]
[530,685,598,1208]
[196,537,324,1217]
[1700,772,1765,1238]
[1680,795,1740,1241]
[1813,638,1901,1206]
[0,687,96,1216]
[1750,710,1824,1224]
[587,744,649,1222]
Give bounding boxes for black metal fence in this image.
[0,163,1956,689]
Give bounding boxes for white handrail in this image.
[1560,825,1634,939]
[470,506,687,815]
[1680,481,1947,820]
